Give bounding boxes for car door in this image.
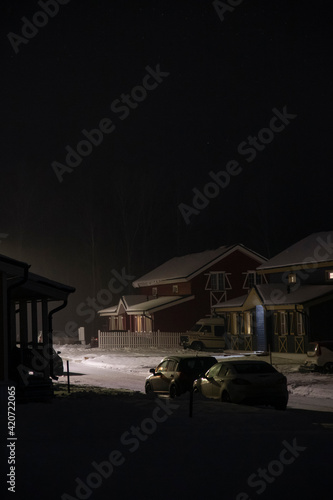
[150,359,170,392]
[210,363,228,399]
[202,363,221,398]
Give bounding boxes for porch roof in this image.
[98,294,195,316]
[1,253,75,301]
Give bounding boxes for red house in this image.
[99,244,266,332]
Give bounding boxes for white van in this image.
[180,318,225,351]
[302,341,333,373]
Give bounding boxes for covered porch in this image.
[212,284,333,353]
[99,294,195,333]
[0,254,75,401]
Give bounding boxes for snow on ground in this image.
[55,343,333,401]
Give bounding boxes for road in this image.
[59,360,333,412]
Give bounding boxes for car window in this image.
[156,360,169,372]
[202,325,211,333]
[190,324,202,332]
[167,360,177,371]
[232,363,277,374]
[207,363,221,378]
[218,364,229,376]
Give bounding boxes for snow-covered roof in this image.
[212,294,248,309]
[213,284,333,309]
[98,294,195,316]
[258,231,333,271]
[132,244,266,287]
[256,284,333,305]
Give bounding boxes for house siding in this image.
[139,282,192,296]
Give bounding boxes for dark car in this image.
[12,343,64,380]
[193,359,288,410]
[145,355,217,398]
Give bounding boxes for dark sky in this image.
[1,0,332,332]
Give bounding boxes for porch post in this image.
[255,305,267,351]
[31,299,38,347]
[0,272,8,383]
[41,299,50,380]
[19,300,28,348]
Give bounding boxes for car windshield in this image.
[190,324,202,332]
[232,363,277,374]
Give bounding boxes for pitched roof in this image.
[258,231,333,271]
[213,284,333,309]
[98,294,195,316]
[132,244,266,287]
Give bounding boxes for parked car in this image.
[145,355,217,398]
[301,341,333,373]
[180,318,225,350]
[12,343,64,379]
[193,359,288,410]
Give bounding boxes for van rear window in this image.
[307,343,318,352]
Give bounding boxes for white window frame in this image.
[205,272,231,291]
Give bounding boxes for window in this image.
[210,273,225,291]
[207,363,221,378]
[280,312,288,335]
[157,360,169,373]
[172,285,178,294]
[326,270,333,281]
[167,360,177,371]
[205,272,231,292]
[219,364,229,377]
[243,271,262,289]
[274,312,288,335]
[152,287,157,297]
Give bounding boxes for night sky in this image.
[1,0,332,334]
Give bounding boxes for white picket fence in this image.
[98,330,182,349]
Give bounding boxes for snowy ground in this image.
[55,343,333,408]
[7,344,333,500]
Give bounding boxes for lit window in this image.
[152,287,157,297]
[326,271,333,281]
[172,285,178,294]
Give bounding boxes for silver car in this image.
[194,359,288,410]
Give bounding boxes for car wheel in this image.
[145,382,153,394]
[191,342,203,351]
[221,390,231,403]
[169,384,179,399]
[323,362,333,374]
